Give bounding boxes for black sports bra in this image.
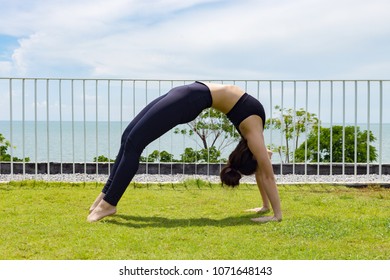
[226,93,266,133]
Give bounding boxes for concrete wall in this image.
[1,162,389,175]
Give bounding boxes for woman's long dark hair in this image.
[220,138,257,187]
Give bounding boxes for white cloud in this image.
[1,0,390,79]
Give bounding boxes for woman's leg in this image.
[102,87,192,205]
[88,94,167,212]
[88,82,211,222]
[102,94,167,193]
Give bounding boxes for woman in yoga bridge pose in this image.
[87,81,282,223]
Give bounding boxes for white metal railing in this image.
[0,78,389,182]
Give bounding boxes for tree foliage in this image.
[265,106,319,163]
[93,155,115,162]
[179,146,224,163]
[265,106,378,164]
[0,133,30,162]
[174,108,240,152]
[138,147,224,163]
[294,125,377,163]
[139,150,176,163]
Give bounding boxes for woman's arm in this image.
[241,116,282,223]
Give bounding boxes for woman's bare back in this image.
[199,82,245,114]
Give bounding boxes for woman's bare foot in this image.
[87,200,117,222]
[89,192,106,214]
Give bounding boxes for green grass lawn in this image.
[0,180,389,260]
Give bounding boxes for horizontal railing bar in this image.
[1,77,390,82]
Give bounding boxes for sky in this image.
[0,0,390,80]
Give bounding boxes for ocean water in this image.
[0,121,233,163]
[1,121,390,164]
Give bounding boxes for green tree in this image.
[94,150,176,163]
[93,155,115,162]
[294,126,377,163]
[265,106,319,163]
[175,108,240,153]
[141,150,176,162]
[180,147,198,163]
[0,133,30,162]
[180,146,224,163]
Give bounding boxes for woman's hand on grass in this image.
[251,216,281,223]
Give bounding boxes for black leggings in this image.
[102,82,212,206]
